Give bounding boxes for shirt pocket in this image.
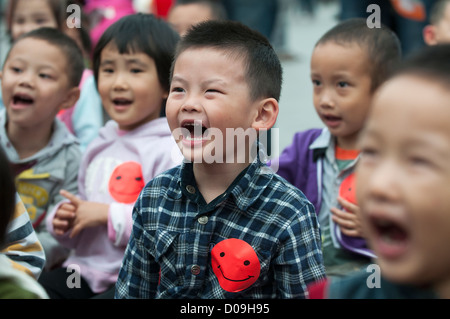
[153,229,187,280]
[252,244,273,288]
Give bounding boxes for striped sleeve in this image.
[1,193,46,279]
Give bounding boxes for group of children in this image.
[1,0,450,299]
[0,0,181,298]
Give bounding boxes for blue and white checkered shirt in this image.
[115,158,325,299]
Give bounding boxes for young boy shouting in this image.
[0,27,83,269]
[309,44,450,299]
[116,20,325,299]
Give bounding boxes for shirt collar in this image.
[309,128,333,162]
[309,127,361,168]
[167,154,273,213]
[309,127,332,150]
[230,157,273,211]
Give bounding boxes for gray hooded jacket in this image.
[0,109,81,269]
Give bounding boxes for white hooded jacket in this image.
[46,117,181,293]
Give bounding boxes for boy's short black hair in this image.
[316,18,401,92]
[93,13,179,116]
[392,43,450,87]
[171,20,283,102]
[8,27,84,88]
[0,147,16,248]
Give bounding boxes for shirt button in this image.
[198,216,208,225]
[191,265,201,275]
[186,185,196,194]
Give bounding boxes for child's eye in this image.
[13,18,25,25]
[36,18,49,25]
[10,66,22,73]
[101,68,114,74]
[171,87,184,93]
[337,81,349,88]
[39,73,52,79]
[360,147,379,162]
[409,156,431,167]
[312,79,321,86]
[130,68,143,74]
[206,89,221,94]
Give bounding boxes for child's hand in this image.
[59,190,109,238]
[53,202,76,236]
[330,196,365,238]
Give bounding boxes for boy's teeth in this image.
[382,233,394,244]
[183,122,206,137]
[185,123,202,128]
[185,135,204,141]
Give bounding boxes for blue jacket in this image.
[310,269,437,299]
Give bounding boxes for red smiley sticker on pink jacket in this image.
[211,238,260,292]
[108,161,145,204]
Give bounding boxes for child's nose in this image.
[318,89,335,109]
[18,71,34,88]
[112,74,129,91]
[181,95,202,112]
[364,159,400,203]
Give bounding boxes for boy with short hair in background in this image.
[274,18,401,277]
[0,27,83,269]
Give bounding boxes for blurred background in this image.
[0,0,435,153]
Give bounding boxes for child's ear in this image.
[423,25,438,46]
[0,70,2,80]
[251,98,279,131]
[59,87,81,111]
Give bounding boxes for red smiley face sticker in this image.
[339,172,357,205]
[108,161,145,204]
[211,238,260,293]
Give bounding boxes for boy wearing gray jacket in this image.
[0,28,84,269]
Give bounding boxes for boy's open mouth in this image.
[182,121,209,141]
[324,115,341,121]
[369,215,410,259]
[322,114,342,128]
[13,93,34,106]
[323,114,341,122]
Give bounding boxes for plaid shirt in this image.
[115,158,325,299]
